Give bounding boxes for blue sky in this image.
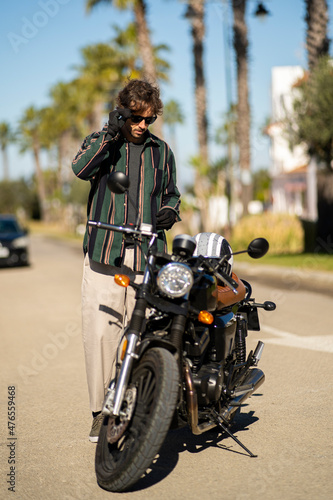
[1,0,333,190]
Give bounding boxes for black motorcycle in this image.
[90,172,276,492]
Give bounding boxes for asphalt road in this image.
[0,235,332,500]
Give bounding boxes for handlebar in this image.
[194,256,239,294]
[88,220,157,239]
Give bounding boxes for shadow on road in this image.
[127,409,259,492]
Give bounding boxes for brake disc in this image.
[106,386,137,444]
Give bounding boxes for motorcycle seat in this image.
[214,273,246,310]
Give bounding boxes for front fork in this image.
[102,296,148,417]
[102,254,155,417]
[105,332,140,416]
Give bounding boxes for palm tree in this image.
[231,0,251,215]
[18,107,48,221]
[74,42,127,131]
[85,0,165,137]
[0,122,14,180]
[112,23,171,89]
[184,0,209,164]
[163,99,184,158]
[45,80,86,190]
[215,104,238,230]
[305,0,329,71]
[112,23,143,78]
[86,0,156,79]
[183,0,211,231]
[304,0,331,247]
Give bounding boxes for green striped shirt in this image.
[72,126,181,271]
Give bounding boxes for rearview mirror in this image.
[107,171,130,194]
[247,238,269,259]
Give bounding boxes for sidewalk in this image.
[234,260,333,295]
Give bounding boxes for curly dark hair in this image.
[116,79,163,116]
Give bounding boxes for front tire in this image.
[95,347,179,492]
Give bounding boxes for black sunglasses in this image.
[130,114,157,125]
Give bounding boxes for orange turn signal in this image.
[198,310,214,325]
[114,274,130,287]
[120,339,128,361]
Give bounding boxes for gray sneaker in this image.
[89,413,104,443]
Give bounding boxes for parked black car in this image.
[0,215,29,267]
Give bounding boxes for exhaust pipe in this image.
[221,368,265,422]
[184,361,217,435]
[184,361,265,433]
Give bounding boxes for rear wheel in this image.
[95,347,179,492]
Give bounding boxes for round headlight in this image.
[157,263,193,298]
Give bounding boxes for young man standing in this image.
[72,79,181,442]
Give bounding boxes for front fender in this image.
[137,338,178,360]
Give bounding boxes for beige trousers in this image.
[81,249,143,412]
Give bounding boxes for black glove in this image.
[156,208,177,230]
[107,108,132,137]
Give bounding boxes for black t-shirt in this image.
[127,141,144,225]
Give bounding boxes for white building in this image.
[268,66,315,218]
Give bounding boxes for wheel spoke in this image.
[140,371,156,405]
[140,370,153,400]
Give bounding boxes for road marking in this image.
[260,325,333,354]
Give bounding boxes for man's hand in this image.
[107,108,132,137]
[156,208,177,230]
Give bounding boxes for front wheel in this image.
[95,347,179,492]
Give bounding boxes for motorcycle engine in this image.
[192,362,224,406]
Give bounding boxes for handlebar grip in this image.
[264,301,276,311]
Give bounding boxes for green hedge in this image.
[230,213,304,255]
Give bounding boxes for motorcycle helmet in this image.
[193,232,233,276]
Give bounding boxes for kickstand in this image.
[214,412,257,458]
